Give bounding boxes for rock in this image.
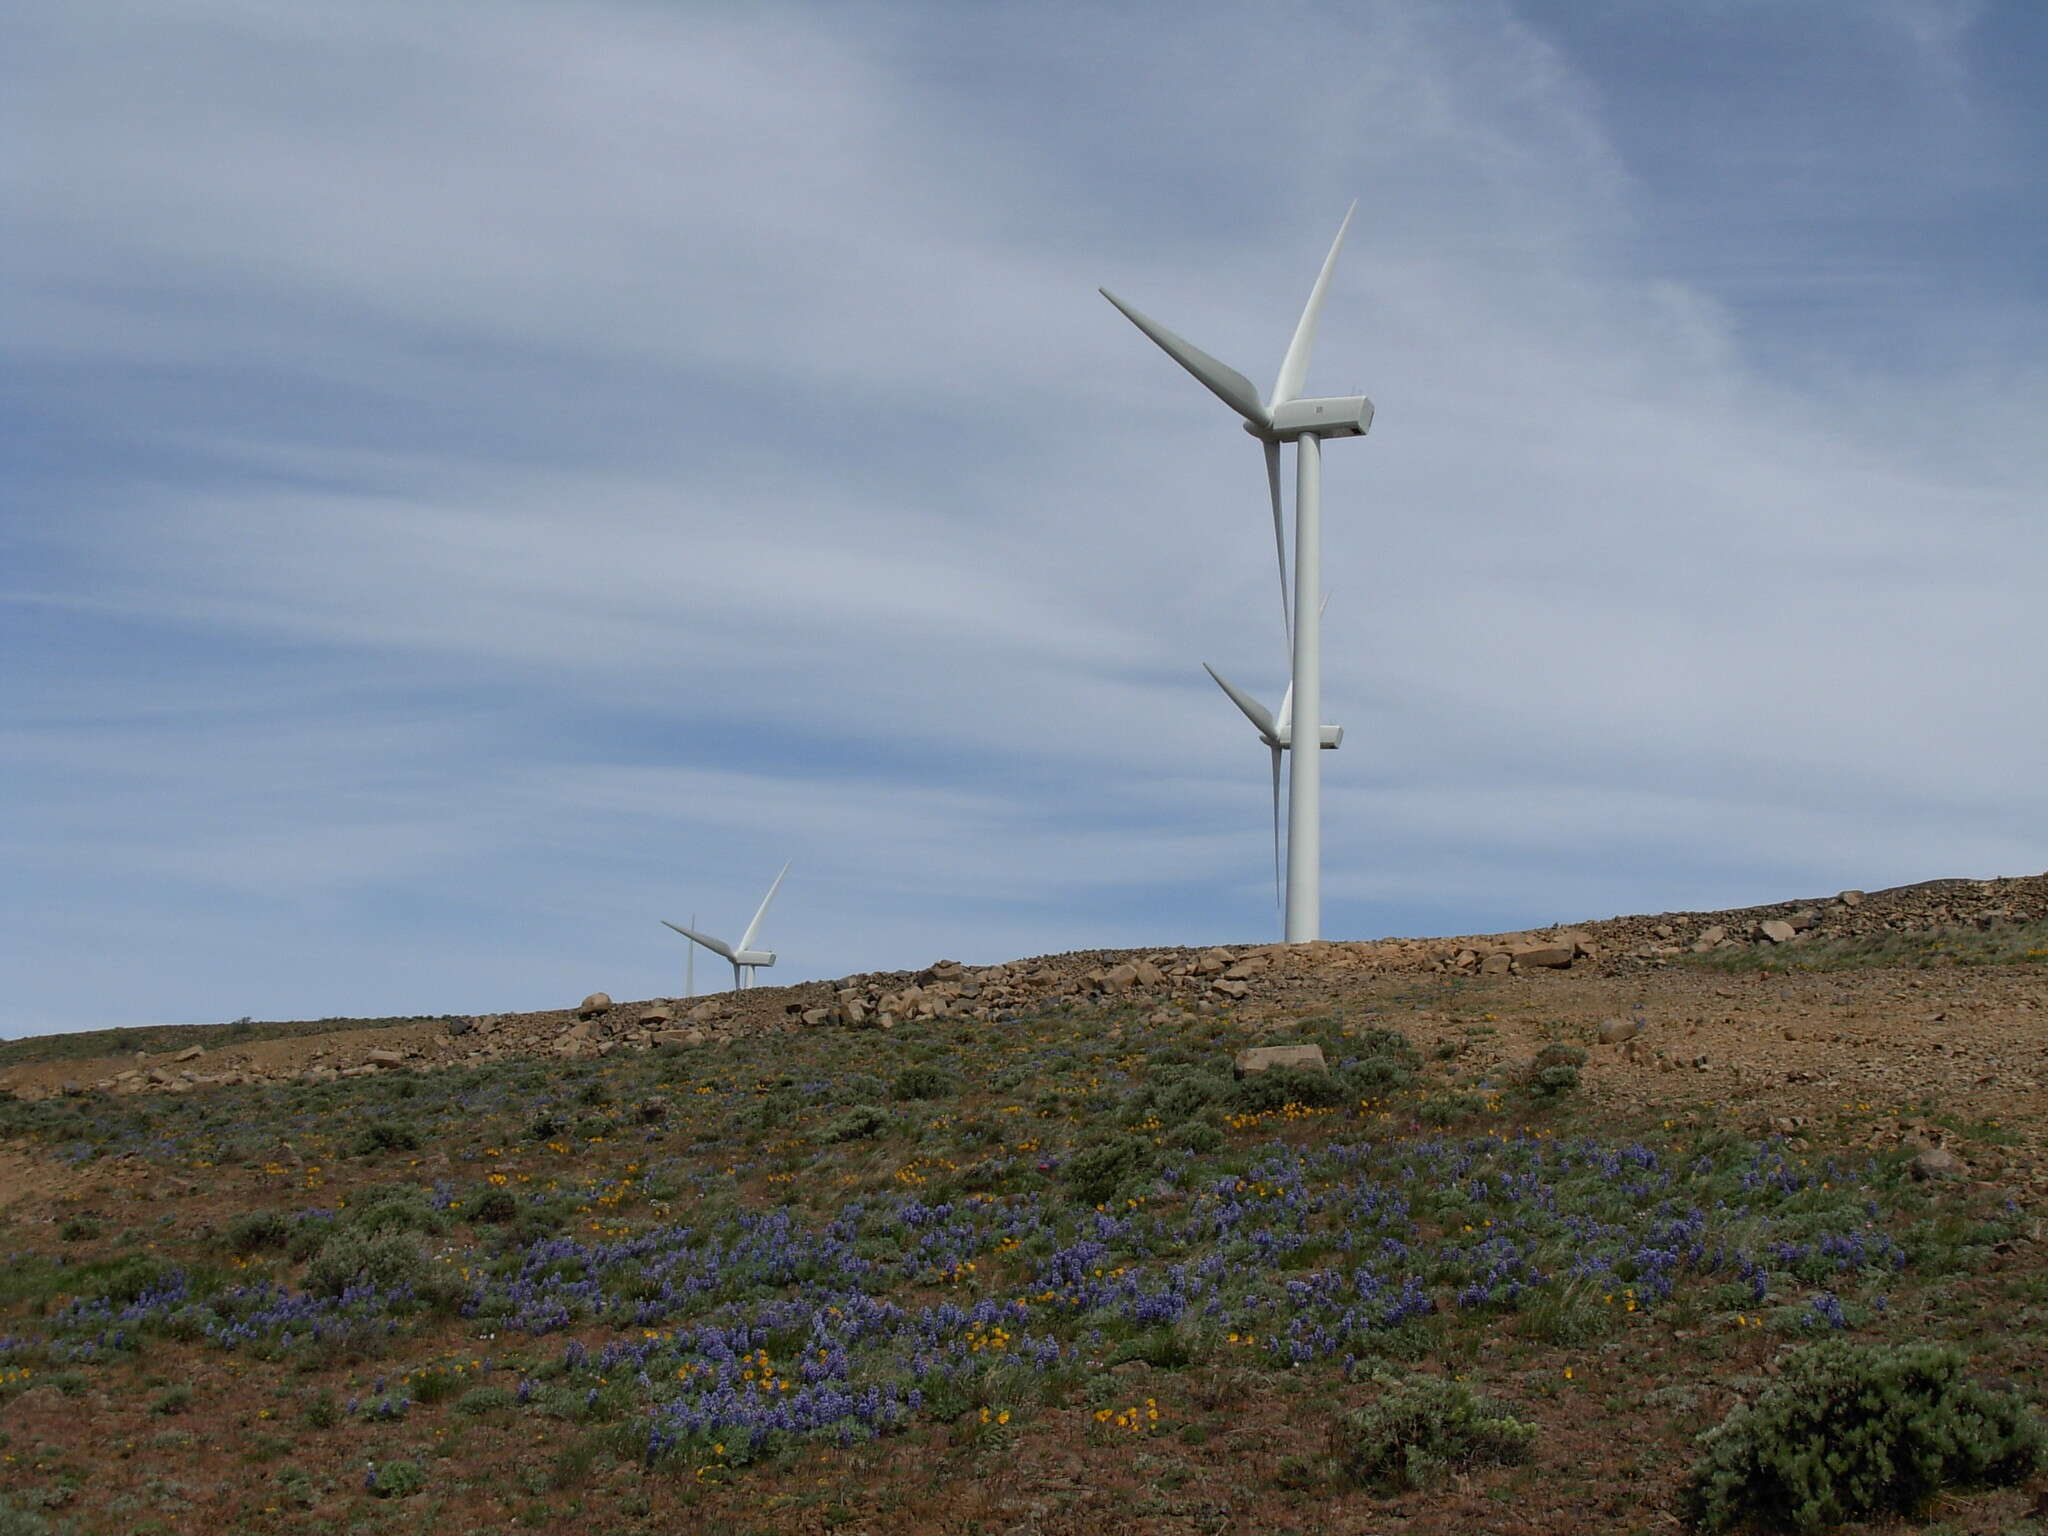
[1911,1147,1965,1181]
[1694,925,1727,948]
[800,1008,832,1027]
[444,1017,474,1037]
[1211,979,1250,1000]
[577,992,613,1019]
[1786,908,1822,932]
[1233,1044,1327,1077]
[365,1048,407,1067]
[1837,889,1864,907]
[1513,944,1575,969]
[174,1046,205,1063]
[1098,963,1140,992]
[637,1005,674,1027]
[1596,1017,1639,1045]
[1756,920,1797,944]
[1480,953,1512,976]
[686,1002,722,1024]
[1132,960,1165,988]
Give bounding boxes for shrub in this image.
[1523,1044,1586,1099]
[822,1105,888,1143]
[1232,1065,1346,1114]
[351,1120,421,1155]
[57,1217,100,1243]
[365,1459,427,1498]
[1167,1119,1224,1154]
[223,1211,291,1255]
[471,1188,518,1224]
[1154,1074,1230,1121]
[1681,1340,2047,1533]
[890,1065,953,1101]
[1341,1055,1417,1093]
[456,1385,517,1416]
[1341,1373,1534,1492]
[1061,1136,1153,1205]
[150,1385,193,1416]
[303,1231,429,1298]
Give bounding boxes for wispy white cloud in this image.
[3,0,2043,1034]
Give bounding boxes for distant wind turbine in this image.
[1205,598,1340,922]
[1102,204,1372,941]
[662,864,789,992]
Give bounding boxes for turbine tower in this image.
[1102,205,1370,942]
[662,863,789,992]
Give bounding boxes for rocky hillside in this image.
[5,872,2043,1104]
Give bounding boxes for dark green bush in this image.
[890,1065,953,1101]
[1681,1340,2047,1533]
[1341,1373,1534,1492]
[1167,1119,1224,1154]
[822,1104,888,1143]
[223,1210,291,1255]
[1524,1044,1586,1098]
[1341,1055,1417,1093]
[471,1188,518,1224]
[1155,1074,1230,1121]
[366,1459,427,1498]
[1061,1136,1153,1205]
[1232,1065,1345,1113]
[350,1120,421,1155]
[456,1385,517,1416]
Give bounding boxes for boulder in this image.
[1098,963,1140,992]
[1786,908,1822,932]
[174,1046,205,1063]
[1233,1043,1327,1077]
[1756,920,1797,944]
[1911,1147,1965,1181]
[1211,979,1250,1000]
[1596,1017,1640,1045]
[1513,944,1575,969]
[364,1048,406,1067]
[1479,953,1512,976]
[577,992,613,1019]
[1837,889,1865,907]
[637,1004,674,1027]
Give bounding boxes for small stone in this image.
[1233,1044,1327,1077]
[577,992,613,1019]
[1911,1147,1965,1181]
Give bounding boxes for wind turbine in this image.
[661,864,789,992]
[1205,595,1341,923]
[1102,205,1370,941]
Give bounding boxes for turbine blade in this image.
[1266,439,1291,646]
[662,920,736,963]
[1100,288,1271,430]
[1270,743,1284,918]
[1276,682,1294,746]
[1203,664,1278,741]
[1270,202,1357,407]
[738,861,790,953]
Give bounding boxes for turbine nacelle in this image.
[1255,397,1373,442]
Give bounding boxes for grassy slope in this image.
[0,984,2042,1535]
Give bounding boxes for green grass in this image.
[1678,917,2048,974]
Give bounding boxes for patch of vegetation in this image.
[1340,1372,1534,1492]
[1680,917,2048,974]
[1682,1340,2048,1532]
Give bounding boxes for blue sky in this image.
[5,0,2044,1037]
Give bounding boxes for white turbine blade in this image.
[1203,664,1278,741]
[661,920,736,963]
[738,861,790,953]
[1100,289,1271,430]
[1269,743,1284,917]
[1270,202,1357,407]
[1265,439,1291,645]
[1276,681,1294,745]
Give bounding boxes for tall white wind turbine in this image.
[662,863,789,992]
[1102,206,1370,941]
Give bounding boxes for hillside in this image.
[0,876,2044,1533]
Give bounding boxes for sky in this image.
[4,0,2045,1037]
